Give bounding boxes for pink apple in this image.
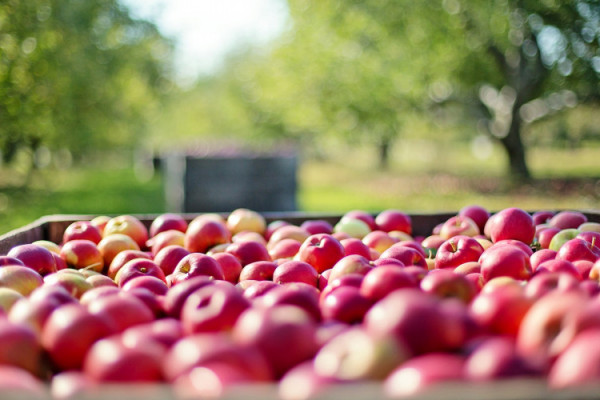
[43,270,93,299]
[211,252,243,284]
[122,275,169,295]
[535,259,582,280]
[87,291,154,333]
[86,274,118,289]
[0,265,43,296]
[530,249,557,270]
[296,234,345,274]
[524,272,579,299]
[360,265,417,302]
[7,244,57,275]
[0,318,42,375]
[549,210,588,230]
[90,215,110,235]
[115,258,166,287]
[121,318,184,350]
[556,238,600,263]
[170,253,224,285]
[184,217,231,253]
[163,276,216,318]
[181,283,250,334]
[479,244,532,282]
[154,245,190,277]
[226,208,266,235]
[232,305,319,379]
[63,221,103,244]
[97,233,140,268]
[241,280,279,300]
[439,215,480,239]
[148,229,185,256]
[453,261,481,275]
[549,328,600,389]
[149,213,188,237]
[279,361,343,400]
[238,261,277,282]
[385,353,465,397]
[268,238,302,260]
[42,303,116,370]
[343,210,377,231]
[575,260,594,280]
[362,230,398,254]
[103,215,149,249]
[380,243,428,269]
[225,240,271,267]
[375,210,412,235]
[300,219,334,235]
[259,283,321,323]
[0,365,46,395]
[59,239,104,273]
[320,285,372,324]
[265,220,290,240]
[272,260,318,286]
[327,255,373,283]
[538,227,561,249]
[106,249,151,280]
[339,238,372,260]
[420,269,477,303]
[532,210,555,225]
[434,235,484,270]
[51,371,96,399]
[267,225,310,248]
[486,207,535,245]
[459,204,490,233]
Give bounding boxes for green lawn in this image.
[0,143,598,236]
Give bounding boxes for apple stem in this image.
[450,241,457,252]
[592,236,597,249]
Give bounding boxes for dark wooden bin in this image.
[1,210,600,400]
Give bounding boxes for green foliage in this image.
[0,0,173,164]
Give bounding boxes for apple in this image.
[0,287,24,314]
[121,318,184,351]
[548,328,600,389]
[259,283,321,323]
[122,275,169,295]
[0,257,24,267]
[86,274,118,289]
[44,270,93,299]
[272,260,318,286]
[420,235,446,255]
[32,240,61,255]
[535,259,582,280]
[97,233,140,268]
[439,215,480,239]
[524,272,579,299]
[0,318,42,376]
[0,365,46,395]
[375,209,412,235]
[211,252,243,284]
[83,335,163,382]
[7,243,57,275]
[149,213,188,237]
[464,336,540,381]
[579,222,600,233]
[163,276,217,318]
[479,244,532,282]
[420,269,477,303]
[115,258,166,287]
[226,208,266,235]
[549,210,588,230]
[333,217,371,239]
[453,261,481,275]
[359,265,417,302]
[379,243,428,269]
[385,353,465,397]
[87,291,154,333]
[532,210,555,225]
[267,225,310,248]
[339,238,372,259]
[556,238,600,263]
[0,265,43,296]
[225,240,271,267]
[238,261,278,282]
[79,286,121,307]
[459,204,490,233]
[63,221,103,245]
[362,230,398,254]
[107,249,152,280]
[575,260,595,280]
[232,305,319,379]
[51,371,96,399]
[279,361,343,400]
[232,231,267,245]
[148,229,185,256]
[185,217,231,253]
[327,255,373,283]
[469,284,534,337]
[181,283,250,334]
[537,227,561,249]
[530,249,557,270]
[241,280,279,300]
[434,235,484,270]
[59,239,104,273]
[265,220,290,240]
[300,219,334,235]
[103,215,149,249]
[548,228,580,252]
[170,253,224,285]
[90,215,111,235]
[296,234,345,274]
[154,245,190,278]
[343,210,377,231]
[42,303,116,370]
[268,238,302,260]
[492,239,534,256]
[320,285,372,324]
[486,208,535,245]
[364,288,465,355]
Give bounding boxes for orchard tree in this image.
[0,0,173,167]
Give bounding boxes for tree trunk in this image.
[377,136,391,170]
[499,111,531,182]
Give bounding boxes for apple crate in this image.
[1,210,600,400]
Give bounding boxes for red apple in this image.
[59,239,104,273]
[300,219,334,235]
[0,318,42,375]
[273,260,318,286]
[259,283,321,323]
[459,205,490,233]
[434,235,484,270]
[154,245,190,277]
[327,255,373,283]
[524,272,579,299]
[103,215,149,249]
[115,258,166,287]
[296,234,345,274]
[97,233,140,267]
[225,240,271,267]
[340,238,372,259]
[530,249,557,270]
[211,252,243,284]
[486,207,535,245]
[238,260,278,282]
[51,371,96,399]
[63,221,103,245]
[532,210,555,225]
[380,243,428,269]
[0,365,46,395]
[548,328,600,389]
[170,253,224,285]
[232,305,319,379]
[87,291,154,333]
[148,229,185,256]
[0,265,43,296]
[42,303,116,370]
[385,353,465,397]
[185,217,231,254]
[375,209,412,235]
[7,244,57,275]
[90,215,110,235]
[535,259,582,280]
[549,210,588,230]
[360,265,417,302]
[181,283,250,334]
[44,270,93,299]
[479,244,532,282]
[268,238,302,260]
[149,213,188,237]
[163,276,217,318]
[241,280,279,300]
[454,261,481,275]
[439,215,480,239]
[279,361,343,400]
[106,249,151,280]
[556,238,600,263]
[538,227,561,249]
[420,269,477,303]
[320,285,372,324]
[268,225,310,248]
[362,230,398,254]
[122,275,169,295]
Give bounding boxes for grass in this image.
[0,142,598,236]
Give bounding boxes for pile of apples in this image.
[0,206,599,398]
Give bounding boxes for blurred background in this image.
[0,0,599,234]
